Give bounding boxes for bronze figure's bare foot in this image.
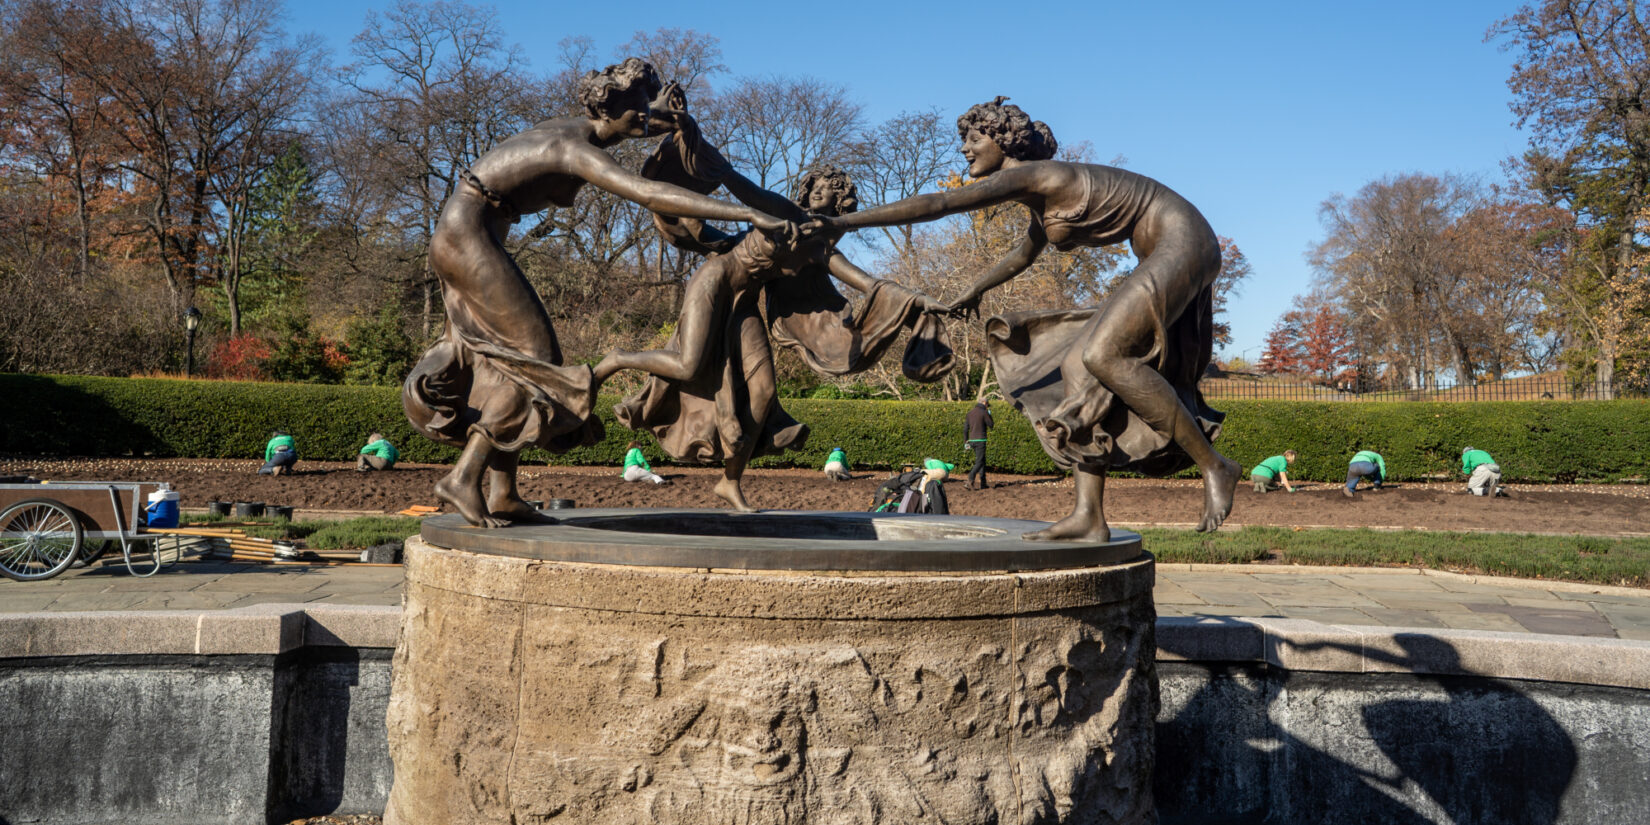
[713,477,757,512]
[487,494,558,525]
[1023,511,1111,542]
[1196,456,1241,533]
[435,474,510,529]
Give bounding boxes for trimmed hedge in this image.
[1216,400,1650,484]
[4,375,1648,482]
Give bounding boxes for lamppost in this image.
[183,306,202,377]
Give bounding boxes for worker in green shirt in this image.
[1345,450,1386,497]
[1250,450,1297,493]
[357,433,400,472]
[258,431,297,476]
[622,441,666,485]
[1461,446,1503,497]
[823,446,850,481]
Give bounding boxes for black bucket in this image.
[269,505,294,521]
[524,500,545,510]
[235,501,265,517]
[547,499,575,510]
[207,501,231,517]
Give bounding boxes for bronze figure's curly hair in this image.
[956,96,1058,162]
[577,57,664,119]
[793,165,859,215]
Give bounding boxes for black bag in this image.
[871,470,925,512]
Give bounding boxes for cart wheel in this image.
[72,539,114,568]
[0,498,84,581]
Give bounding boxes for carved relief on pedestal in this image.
[385,543,1158,825]
[499,613,1152,824]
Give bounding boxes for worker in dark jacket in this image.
[964,398,994,489]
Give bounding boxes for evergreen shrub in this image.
[3,375,1646,482]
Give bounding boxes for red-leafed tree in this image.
[1258,293,1356,383]
[1257,321,1301,375]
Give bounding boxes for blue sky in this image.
[286,0,1534,361]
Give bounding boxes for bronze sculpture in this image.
[402,58,789,527]
[596,130,950,510]
[821,97,1239,541]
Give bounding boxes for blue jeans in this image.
[1347,461,1381,492]
[259,448,297,475]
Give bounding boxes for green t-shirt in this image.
[1350,450,1386,479]
[1461,449,1495,475]
[825,448,847,467]
[624,447,651,472]
[264,434,295,462]
[359,439,399,467]
[1252,455,1290,478]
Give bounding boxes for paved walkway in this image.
[3,558,1648,641]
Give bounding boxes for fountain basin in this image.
[388,512,1158,825]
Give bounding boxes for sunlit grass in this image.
[1142,526,1650,588]
[183,512,422,549]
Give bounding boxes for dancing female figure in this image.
[822,97,1239,540]
[596,163,949,511]
[402,58,788,527]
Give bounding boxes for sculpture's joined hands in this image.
[405,59,1234,540]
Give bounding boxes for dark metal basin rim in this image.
[419,508,1144,572]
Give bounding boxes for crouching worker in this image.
[357,432,399,472]
[1462,446,1503,497]
[870,458,953,514]
[1251,450,1297,493]
[918,458,953,515]
[1345,449,1386,497]
[622,441,667,485]
[258,430,297,476]
[823,446,851,481]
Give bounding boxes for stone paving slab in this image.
[1436,612,1531,632]
[1468,603,1619,637]
[3,560,1650,640]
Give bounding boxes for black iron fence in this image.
[1200,376,1647,402]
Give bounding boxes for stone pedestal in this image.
[385,510,1157,825]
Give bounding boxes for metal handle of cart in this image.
[104,484,176,578]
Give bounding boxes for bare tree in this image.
[339,0,537,336]
[1212,236,1252,350]
[714,75,863,193]
[846,108,958,258]
[1310,173,1560,384]
[0,0,123,279]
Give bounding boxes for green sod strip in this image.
[1143,526,1650,588]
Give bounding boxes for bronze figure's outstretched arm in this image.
[949,218,1048,314]
[571,148,790,231]
[830,164,1052,229]
[719,168,810,224]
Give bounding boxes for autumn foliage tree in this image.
[1492,0,1650,395]
[1257,293,1355,384]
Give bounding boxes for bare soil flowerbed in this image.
[4,456,1647,537]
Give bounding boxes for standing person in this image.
[1461,446,1503,497]
[823,446,851,481]
[622,441,667,485]
[1346,449,1386,497]
[964,397,995,489]
[357,433,399,472]
[258,431,297,476]
[1250,450,1297,493]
